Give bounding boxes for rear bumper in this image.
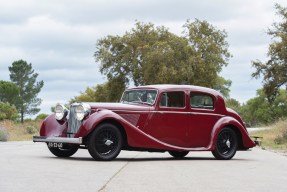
[33,136,83,144]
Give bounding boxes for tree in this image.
[240,89,287,127]
[95,20,232,99]
[252,4,287,101]
[71,76,126,103]
[225,98,241,112]
[0,80,20,107]
[8,60,44,123]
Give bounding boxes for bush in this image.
[0,127,9,141]
[26,125,38,134]
[273,121,287,145]
[0,102,19,121]
[35,113,48,120]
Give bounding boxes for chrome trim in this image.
[152,111,225,117]
[189,112,225,117]
[33,136,83,144]
[68,105,82,137]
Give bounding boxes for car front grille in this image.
[67,105,82,137]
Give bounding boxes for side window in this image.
[159,91,185,108]
[190,93,214,110]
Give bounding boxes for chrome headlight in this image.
[55,103,68,120]
[74,103,91,121]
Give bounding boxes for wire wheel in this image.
[88,123,122,161]
[212,127,238,160]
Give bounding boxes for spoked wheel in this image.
[168,151,189,158]
[212,127,238,160]
[88,123,122,161]
[48,143,79,157]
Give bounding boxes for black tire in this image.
[212,127,238,160]
[168,151,189,158]
[48,144,79,157]
[88,123,122,161]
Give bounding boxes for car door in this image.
[187,92,222,148]
[145,91,190,147]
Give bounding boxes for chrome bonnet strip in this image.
[33,136,82,144]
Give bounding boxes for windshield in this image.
[121,89,158,105]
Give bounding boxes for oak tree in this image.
[94,20,231,100]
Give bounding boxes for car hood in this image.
[85,102,152,112]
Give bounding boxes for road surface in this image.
[0,141,286,192]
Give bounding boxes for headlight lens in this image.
[74,103,90,121]
[55,103,68,120]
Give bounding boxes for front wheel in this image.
[168,151,189,158]
[48,144,79,157]
[88,123,122,161]
[212,127,238,160]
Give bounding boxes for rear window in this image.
[190,93,214,110]
[159,91,185,108]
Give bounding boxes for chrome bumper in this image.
[33,136,83,144]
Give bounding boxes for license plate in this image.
[48,142,63,148]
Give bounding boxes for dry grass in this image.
[250,119,287,151]
[0,120,42,141]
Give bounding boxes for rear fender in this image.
[209,116,256,150]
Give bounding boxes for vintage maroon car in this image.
[33,84,256,160]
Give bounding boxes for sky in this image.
[0,0,287,116]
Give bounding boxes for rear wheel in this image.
[48,144,79,157]
[168,151,189,158]
[212,127,238,160]
[88,123,122,161]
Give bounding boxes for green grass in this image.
[250,119,287,152]
[0,120,42,141]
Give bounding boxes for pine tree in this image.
[9,60,44,123]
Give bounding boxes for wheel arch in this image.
[210,116,255,150]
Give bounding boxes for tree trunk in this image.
[21,109,24,123]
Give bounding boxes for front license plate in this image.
[48,142,63,148]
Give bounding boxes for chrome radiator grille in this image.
[67,106,82,137]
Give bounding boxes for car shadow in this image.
[43,156,251,162]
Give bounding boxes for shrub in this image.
[35,113,48,120]
[0,127,9,141]
[273,120,287,145]
[0,102,19,121]
[26,125,38,134]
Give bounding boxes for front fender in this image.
[75,109,124,138]
[39,115,67,137]
[209,116,256,150]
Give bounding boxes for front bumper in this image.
[33,136,83,144]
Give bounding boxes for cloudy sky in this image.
[0,0,287,115]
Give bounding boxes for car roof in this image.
[126,84,223,97]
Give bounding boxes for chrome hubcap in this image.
[226,139,231,148]
[105,139,113,146]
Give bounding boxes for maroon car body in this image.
[33,85,255,160]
